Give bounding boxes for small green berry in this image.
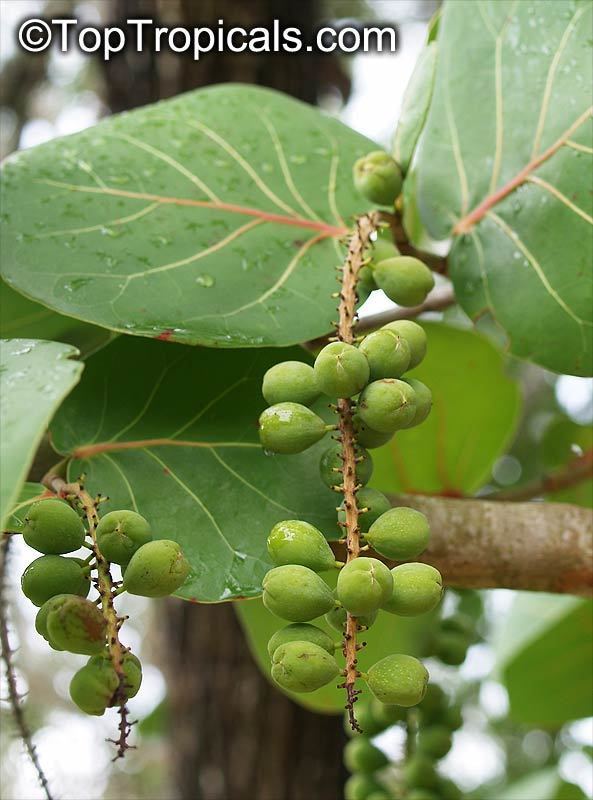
[46,596,106,654]
[271,641,339,693]
[366,507,430,560]
[370,696,407,727]
[433,631,470,666]
[267,520,336,572]
[383,563,443,617]
[417,724,453,759]
[365,654,429,706]
[88,651,142,705]
[403,379,432,428]
[267,623,336,659]
[358,379,417,433]
[339,487,391,531]
[418,684,449,725]
[21,555,90,607]
[258,402,328,454]
[368,235,400,267]
[336,557,393,616]
[22,499,85,555]
[123,540,190,597]
[443,703,464,731]
[358,266,378,303]
[359,329,411,380]
[319,442,373,489]
[440,612,476,638]
[35,594,72,648]
[374,256,435,307]
[344,774,384,800]
[437,778,463,800]
[403,754,440,789]
[262,361,320,407]
[325,604,377,632]
[382,320,427,368]
[343,737,388,773]
[96,510,152,566]
[262,565,335,621]
[353,151,403,206]
[69,651,141,716]
[313,342,370,398]
[352,416,394,449]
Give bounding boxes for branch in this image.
[489,450,593,502]
[356,285,456,334]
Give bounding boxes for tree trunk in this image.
[100,1,351,797]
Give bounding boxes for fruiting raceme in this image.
[23,498,85,555]
[319,442,373,489]
[259,402,329,454]
[267,519,336,572]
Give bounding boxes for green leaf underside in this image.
[49,336,338,602]
[370,322,521,496]
[237,577,437,714]
[393,42,437,174]
[495,593,593,725]
[412,0,593,375]
[1,85,377,348]
[0,340,83,530]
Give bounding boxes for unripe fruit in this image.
[267,520,336,572]
[438,778,463,800]
[374,256,435,307]
[22,499,85,555]
[88,651,143,705]
[344,774,384,800]
[262,361,320,407]
[69,652,142,716]
[443,703,464,731]
[339,487,391,531]
[21,555,90,607]
[368,235,400,267]
[35,594,72,648]
[258,402,327,454]
[325,604,377,632]
[440,612,475,638]
[271,641,339,693]
[433,631,470,666]
[365,654,429,706]
[319,443,373,489]
[267,623,336,659]
[95,510,152,566]
[337,557,393,616]
[366,507,430,560]
[383,563,443,617]
[418,683,448,724]
[352,416,394,449]
[359,329,411,380]
[263,565,335,621]
[358,379,417,433]
[417,724,453,759]
[403,379,432,428]
[370,696,407,727]
[403,754,439,789]
[358,266,377,302]
[382,320,427,368]
[343,737,388,773]
[353,151,403,206]
[313,342,370,398]
[46,596,106,654]
[123,540,190,597]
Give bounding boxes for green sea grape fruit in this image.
[366,507,430,560]
[359,329,411,380]
[417,724,453,759]
[267,519,336,572]
[123,540,190,597]
[88,651,143,705]
[313,342,370,398]
[403,379,432,428]
[443,704,464,731]
[258,402,328,454]
[344,774,384,800]
[262,565,335,622]
[319,442,373,489]
[262,361,320,407]
[69,652,142,716]
[95,510,152,566]
[383,563,443,617]
[440,612,476,638]
[339,487,391,531]
[368,235,400,267]
[358,379,417,433]
[433,632,470,666]
[336,557,393,616]
[271,641,339,693]
[370,696,407,727]
[374,256,435,307]
[35,593,73,648]
[358,266,378,303]
[325,604,377,632]
[267,623,336,659]
[382,320,427,368]
[46,596,106,654]
[403,754,440,789]
[21,555,90,607]
[353,151,403,206]
[365,654,429,706]
[352,416,394,449]
[418,683,448,724]
[343,737,389,773]
[22,498,85,555]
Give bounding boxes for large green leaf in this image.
[0,340,83,529]
[412,0,593,376]
[3,482,48,531]
[495,593,593,725]
[370,322,521,495]
[1,85,375,348]
[393,42,437,174]
[49,336,338,602]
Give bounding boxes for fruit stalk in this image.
[46,477,132,758]
[336,212,379,729]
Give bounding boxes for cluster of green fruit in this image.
[19,497,190,716]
